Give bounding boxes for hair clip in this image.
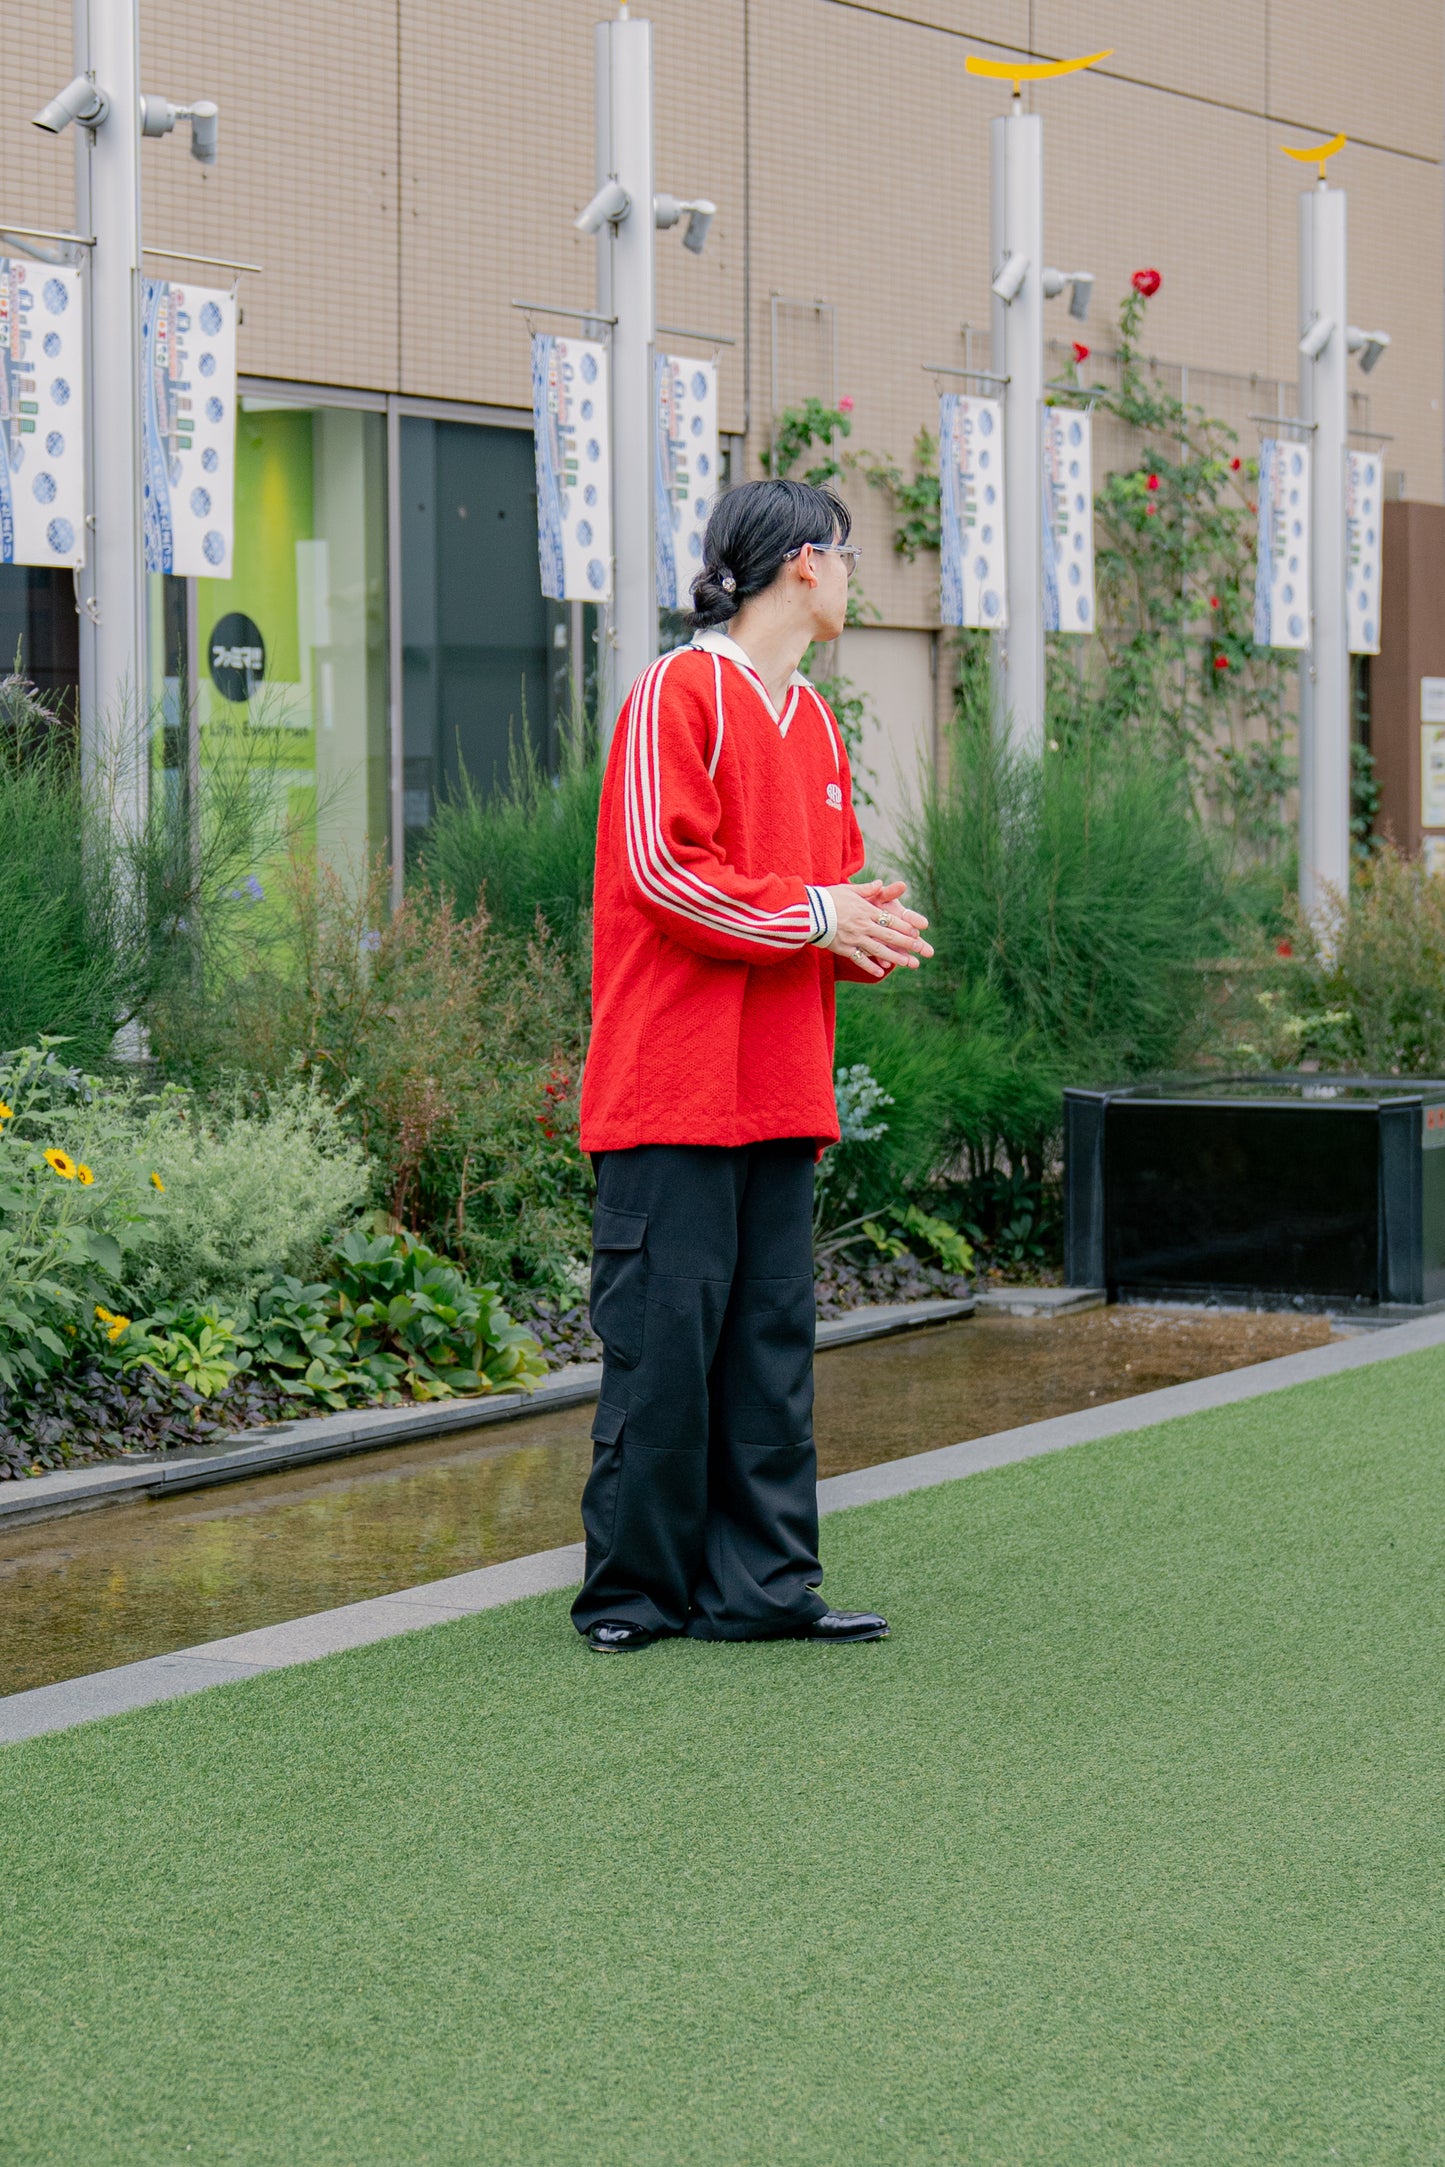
[719,570,737,594]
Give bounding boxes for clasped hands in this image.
[820,878,934,978]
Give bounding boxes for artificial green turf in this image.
[7,1349,1445,2165]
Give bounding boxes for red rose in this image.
[1230,457,1242,471]
[1276,939,1293,958]
[1213,654,1230,671]
[1210,595,1221,609]
[1146,473,1160,491]
[1072,340,1090,363]
[837,395,855,414]
[1132,268,1162,297]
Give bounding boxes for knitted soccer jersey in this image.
[580,634,875,1151]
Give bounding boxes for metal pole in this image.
[594,11,656,742]
[76,0,148,834]
[1298,179,1351,920]
[991,99,1045,752]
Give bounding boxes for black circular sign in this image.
[208,612,266,705]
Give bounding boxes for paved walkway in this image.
[7,1307,1444,1748]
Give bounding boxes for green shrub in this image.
[1225,847,1445,1076]
[420,717,601,956]
[901,716,1229,1136]
[153,852,593,1301]
[135,1076,371,1308]
[328,1230,545,1399]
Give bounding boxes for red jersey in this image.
[580,632,876,1152]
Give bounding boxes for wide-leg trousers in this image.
[570,1140,830,1641]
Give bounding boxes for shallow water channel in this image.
[1,1305,1335,1695]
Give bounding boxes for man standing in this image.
[573,479,934,1652]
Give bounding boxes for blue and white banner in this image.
[0,258,84,568]
[531,333,612,603]
[1042,407,1094,633]
[141,280,236,577]
[1346,449,1382,656]
[939,393,1005,629]
[1253,437,1310,649]
[655,353,717,611]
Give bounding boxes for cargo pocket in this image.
[580,1401,627,1555]
[589,1205,648,1369]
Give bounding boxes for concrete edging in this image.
[5,1302,1444,1748]
[0,1297,976,1531]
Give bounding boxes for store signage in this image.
[208,612,265,705]
[1345,450,1382,655]
[1042,406,1094,633]
[0,258,85,569]
[141,279,237,578]
[1252,437,1310,650]
[531,333,612,602]
[938,392,1006,629]
[654,353,717,611]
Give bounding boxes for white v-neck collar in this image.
[691,629,810,731]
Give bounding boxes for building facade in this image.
[1,0,1441,867]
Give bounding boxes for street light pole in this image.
[1296,176,1351,922]
[73,0,147,836]
[990,97,1045,752]
[592,7,656,738]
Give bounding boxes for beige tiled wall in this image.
[1,0,1439,631]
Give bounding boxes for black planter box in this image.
[1064,1077,1445,1313]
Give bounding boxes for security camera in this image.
[654,195,717,254]
[575,178,631,235]
[1298,315,1334,360]
[188,100,219,165]
[1347,325,1391,374]
[683,200,715,255]
[141,95,219,164]
[32,73,109,134]
[1042,267,1095,320]
[992,252,1029,304]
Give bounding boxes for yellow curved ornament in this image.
[966,49,1112,95]
[1281,130,1347,181]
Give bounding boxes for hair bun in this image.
[689,564,742,627]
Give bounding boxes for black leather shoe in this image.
[583,1620,658,1653]
[791,1608,890,1642]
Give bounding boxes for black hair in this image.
[687,477,851,631]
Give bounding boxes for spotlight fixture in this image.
[1347,325,1391,374]
[1298,314,1335,360]
[991,252,1028,304]
[32,73,109,134]
[653,194,717,254]
[575,178,632,234]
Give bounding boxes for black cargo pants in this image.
[570,1140,830,1641]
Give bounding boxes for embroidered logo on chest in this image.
[825,782,844,810]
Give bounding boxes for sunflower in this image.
[94,1304,131,1343]
[150,1171,165,1192]
[0,1100,12,1121]
[44,1148,77,1180]
[76,1163,95,1185]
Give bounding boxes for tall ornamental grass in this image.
[833,716,1230,1210]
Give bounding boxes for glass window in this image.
[0,565,78,714]
[400,416,579,839]
[194,398,388,871]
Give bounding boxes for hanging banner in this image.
[1345,449,1382,656]
[938,392,1006,629]
[531,333,612,602]
[655,353,717,611]
[141,280,237,577]
[1042,406,1094,633]
[1252,436,1311,650]
[0,258,85,569]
